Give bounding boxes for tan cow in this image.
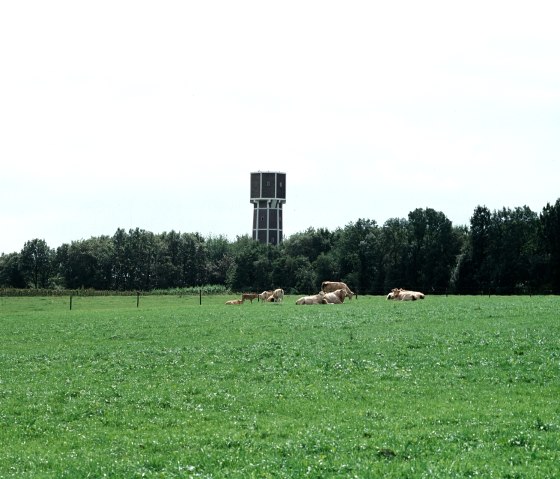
[241,292,258,303]
[259,290,273,301]
[266,288,284,302]
[386,288,425,301]
[296,291,327,305]
[321,281,355,299]
[323,288,348,304]
[225,299,243,305]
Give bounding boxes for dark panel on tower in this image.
[276,173,286,199]
[250,173,261,198]
[258,230,267,243]
[262,173,276,198]
[258,210,267,229]
[269,231,278,245]
[269,209,278,228]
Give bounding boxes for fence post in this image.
[70,295,73,311]
[199,287,202,305]
[137,291,140,308]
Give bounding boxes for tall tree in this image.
[380,218,409,291]
[407,208,458,293]
[469,205,493,293]
[205,235,234,286]
[539,199,560,292]
[19,239,53,289]
[487,206,538,293]
[227,235,265,291]
[0,253,26,288]
[57,237,114,289]
[334,219,378,293]
[179,233,207,287]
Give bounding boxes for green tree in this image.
[334,219,378,293]
[0,253,26,288]
[153,231,182,289]
[205,235,234,286]
[380,218,409,291]
[469,206,493,293]
[227,236,265,291]
[487,206,539,293]
[407,208,458,293]
[19,239,53,289]
[57,237,114,289]
[178,232,207,287]
[539,199,560,292]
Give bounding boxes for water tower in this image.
[250,171,286,244]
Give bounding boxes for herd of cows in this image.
[225,282,426,305]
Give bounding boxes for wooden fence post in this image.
[70,295,73,311]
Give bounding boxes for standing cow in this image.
[241,292,258,303]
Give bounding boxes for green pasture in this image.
[1,295,559,478]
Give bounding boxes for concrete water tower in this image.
[250,172,286,244]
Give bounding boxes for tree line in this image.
[2,200,560,295]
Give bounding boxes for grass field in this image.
[1,294,559,478]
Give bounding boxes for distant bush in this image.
[149,285,230,296]
[0,285,230,297]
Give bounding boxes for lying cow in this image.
[323,288,348,304]
[386,288,425,301]
[321,281,355,299]
[296,291,327,305]
[259,290,273,301]
[241,292,258,303]
[225,299,243,305]
[266,288,284,302]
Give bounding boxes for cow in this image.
[296,291,327,305]
[386,288,425,301]
[323,288,348,304]
[321,281,355,299]
[259,290,273,301]
[267,288,284,303]
[225,299,243,305]
[241,292,258,303]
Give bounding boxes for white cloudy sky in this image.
[1,1,559,254]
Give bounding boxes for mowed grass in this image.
[0,295,559,478]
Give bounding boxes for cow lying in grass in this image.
[321,281,355,299]
[323,288,349,304]
[225,299,243,305]
[259,290,273,301]
[296,291,327,305]
[260,289,284,302]
[386,288,425,301]
[267,288,284,302]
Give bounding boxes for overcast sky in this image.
[1,1,559,255]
